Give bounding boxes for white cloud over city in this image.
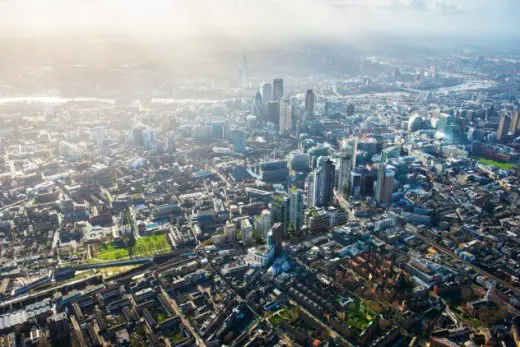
[0,0,517,39]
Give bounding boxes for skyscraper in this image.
[255,209,272,240]
[133,126,144,147]
[279,97,292,135]
[305,89,315,122]
[266,101,281,124]
[93,126,106,148]
[308,158,335,208]
[240,219,254,246]
[260,82,272,103]
[375,164,394,204]
[225,222,237,242]
[273,78,284,101]
[497,114,511,142]
[288,187,304,232]
[252,91,267,122]
[350,168,375,198]
[271,195,290,238]
[240,53,248,88]
[231,129,247,154]
[271,222,283,257]
[337,139,357,195]
[347,104,355,117]
[142,129,157,149]
[509,110,520,138]
[437,113,452,134]
[167,134,176,154]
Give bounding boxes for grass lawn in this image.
[270,315,281,326]
[279,307,299,322]
[171,332,185,344]
[95,234,170,261]
[97,243,129,261]
[477,158,516,170]
[344,300,377,331]
[133,234,170,257]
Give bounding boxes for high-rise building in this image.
[260,82,272,103]
[252,91,267,122]
[266,101,281,124]
[304,207,330,233]
[225,222,237,242]
[271,195,290,238]
[350,168,375,197]
[408,114,424,132]
[288,187,304,232]
[271,222,283,257]
[509,110,520,138]
[497,114,511,142]
[212,122,225,139]
[287,151,310,171]
[437,113,452,134]
[167,134,176,154]
[259,160,289,182]
[92,126,106,148]
[305,89,315,121]
[240,53,248,88]
[273,78,284,101]
[279,97,292,135]
[133,127,144,147]
[308,158,335,208]
[231,129,247,154]
[192,125,212,142]
[430,65,437,79]
[240,219,254,246]
[347,104,355,117]
[375,164,394,204]
[142,129,157,149]
[254,210,272,240]
[337,139,357,195]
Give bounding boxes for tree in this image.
[126,232,136,258]
[253,231,264,245]
[287,222,295,238]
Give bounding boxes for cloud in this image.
[432,0,465,14]
[409,0,427,11]
[390,0,465,14]
[0,0,512,40]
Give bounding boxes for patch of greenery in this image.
[171,332,185,343]
[95,234,170,261]
[477,158,516,170]
[270,315,281,326]
[279,307,299,322]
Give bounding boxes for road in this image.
[289,257,357,347]
[210,263,294,346]
[334,191,357,221]
[288,299,342,340]
[215,259,353,347]
[161,288,207,347]
[404,225,520,297]
[211,167,232,188]
[0,275,101,310]
[70,315,87,347]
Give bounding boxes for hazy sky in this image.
[0,0,518,40]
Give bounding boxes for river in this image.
[0,80,495,106]
[0,96,237,106]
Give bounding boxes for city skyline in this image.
[1,1,520,346]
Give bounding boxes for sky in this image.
[0,0,518,40]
